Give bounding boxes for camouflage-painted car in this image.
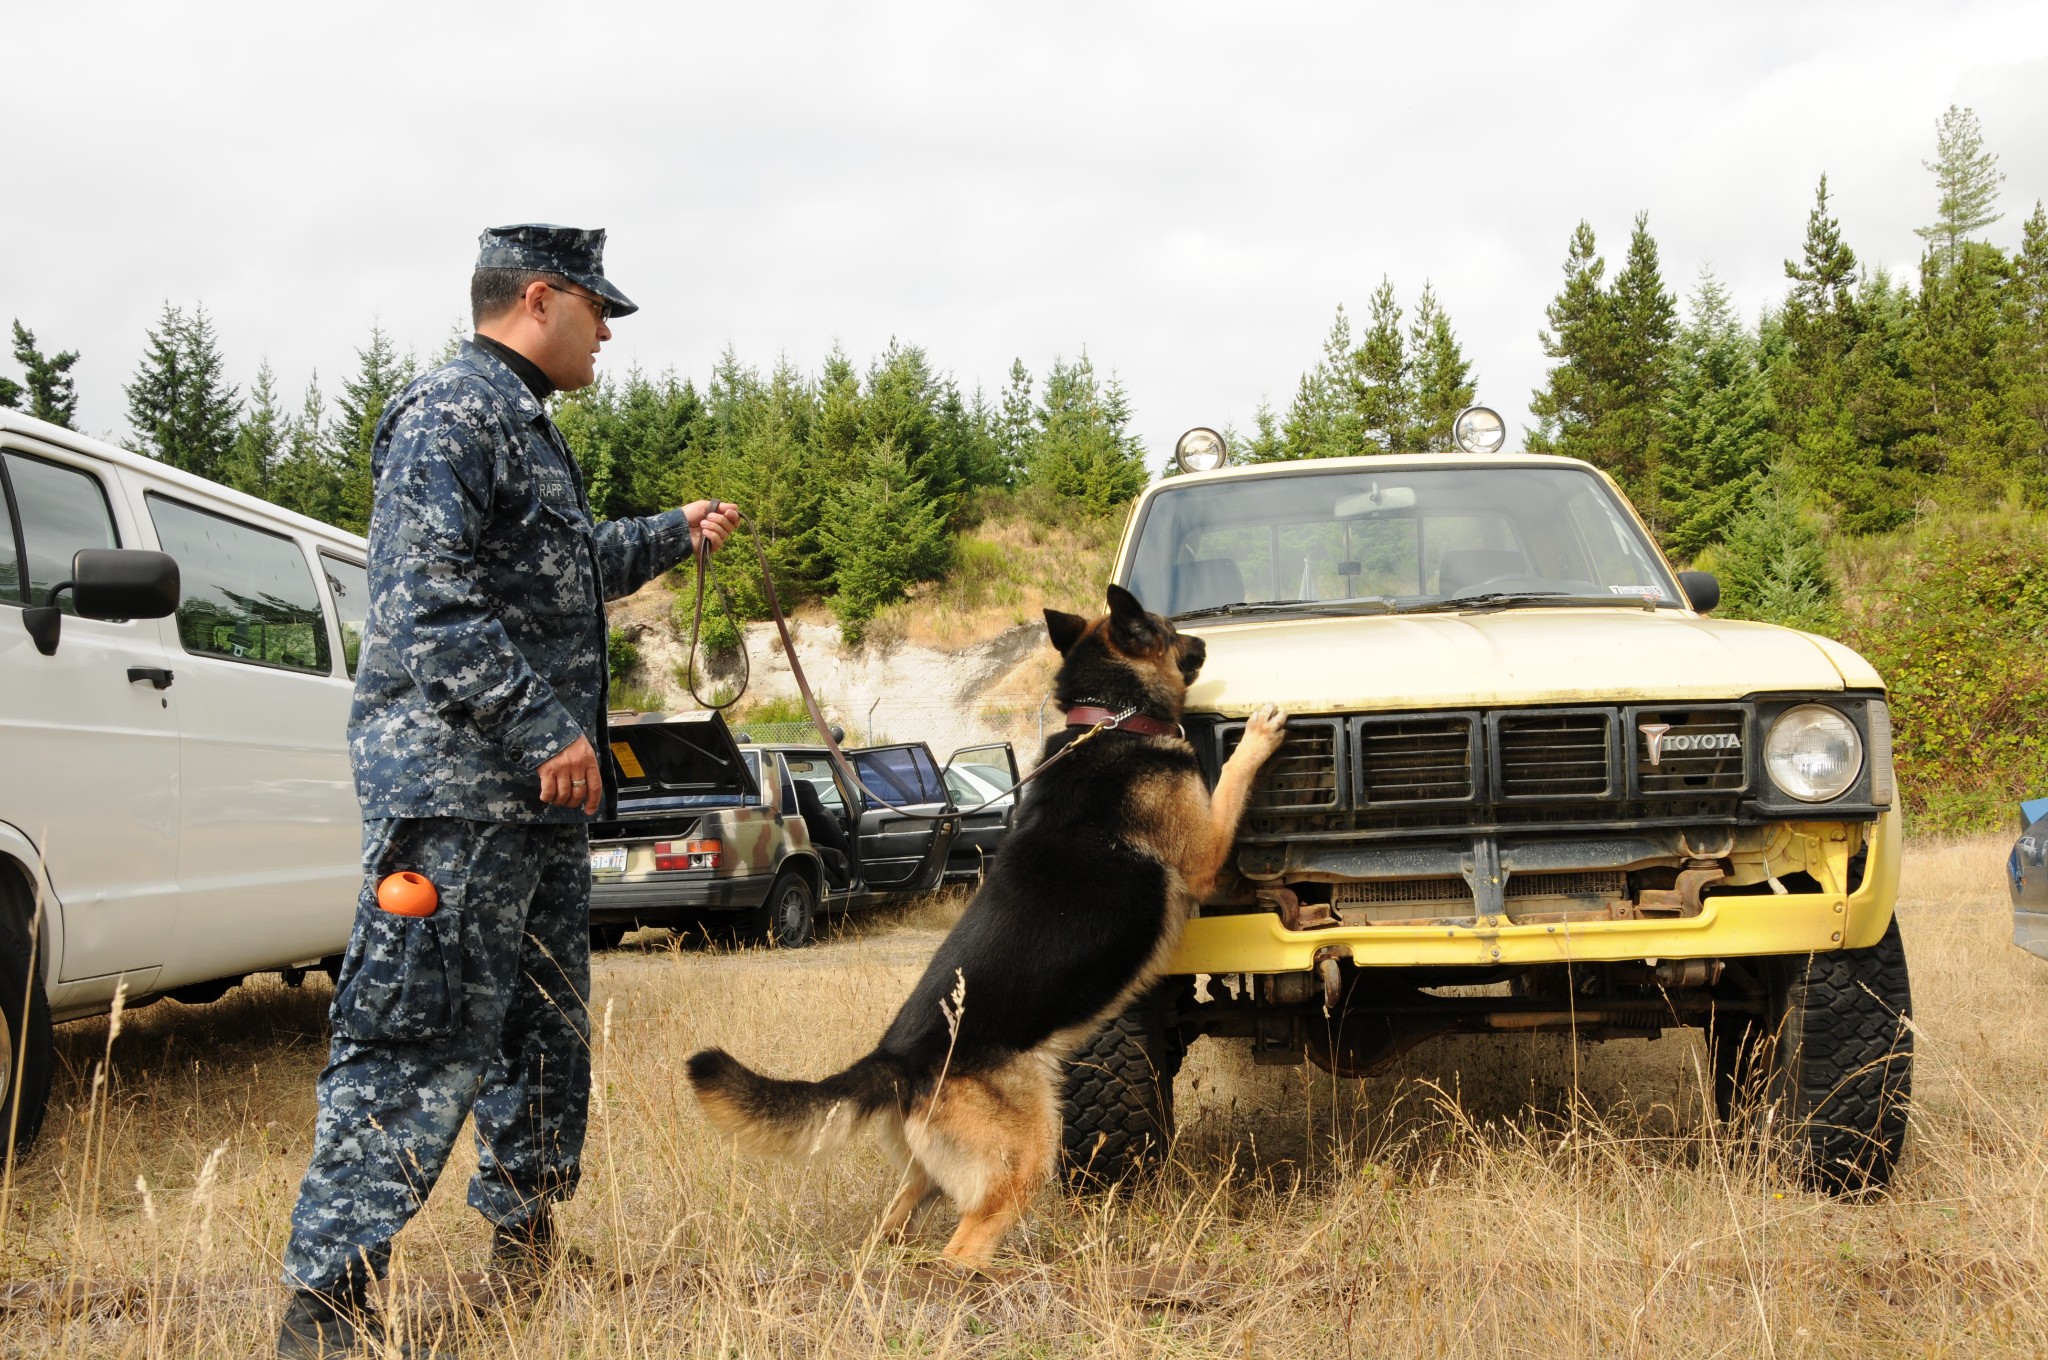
[587,712,981,947]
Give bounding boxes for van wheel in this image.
[1,868,54,1158]
[1719,917,1914,1193]
[1061,993,1181,1190]
[744,872,815,949]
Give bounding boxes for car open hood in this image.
[606,711,759,808]
[1182,608,1882,717]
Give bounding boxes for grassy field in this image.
[2,836,2042,1358]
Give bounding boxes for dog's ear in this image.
[1104,583,1160,652]
[1106,583,1149,622]
[1043,608,1088,655]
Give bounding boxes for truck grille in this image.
[1208,703,1760,841]
[1231,720,1341,812]
[1633,708,1747,794]
[1497,712,1611,798]
[1357,715,1474,804]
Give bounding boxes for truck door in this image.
[0,445,178,988]
[847,743,958,891]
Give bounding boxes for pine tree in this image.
[1528,221,1613,458]
[271,372,338,523]
[124,303,239,480]
[1659,270,1775,557]
[1242,400,1287,463]
[10,322,80,429]
[1914,105,2004,273]
[1403,282,1476,450]
[223,359,287,499]
[1604,213,1679,521]
[1280,306,1355,459]
[0,372,20,410]
[1712,473,1836,631]
[817,437,950,642]
[1351,279,1406,451]
[331,324,414,534]
[997,359,1035,483]
[1027,352,1150,511]
[2002,201,2048,493]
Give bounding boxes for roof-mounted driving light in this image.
[1452,406,1507,455]
[1174,427,1229,474]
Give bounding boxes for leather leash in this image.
[677,513,1159,821]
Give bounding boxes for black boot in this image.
[274,1286,370,1359]
[486,1209,589,1298]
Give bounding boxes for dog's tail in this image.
[686,1046,910,1160]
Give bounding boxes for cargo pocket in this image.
[331,898,466,1043]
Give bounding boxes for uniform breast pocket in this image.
[524,471,596,616]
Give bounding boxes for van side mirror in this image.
[23,548,181,656]
[1676,570,1719,614]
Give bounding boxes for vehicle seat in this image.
[1437,549,1529,595]
[793,777,853,887]
[1169,559,1246,615]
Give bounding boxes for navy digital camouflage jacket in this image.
[349,340,693,822]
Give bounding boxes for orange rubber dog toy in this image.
[376,871,439,917]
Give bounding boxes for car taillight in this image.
[653,839,722,871]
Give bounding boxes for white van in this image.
[1,408,366,1153]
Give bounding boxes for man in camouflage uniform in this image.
[276,224,740,1358]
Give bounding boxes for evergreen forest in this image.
[4,106,2043,829]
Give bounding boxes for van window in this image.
[0,475,20,603]
[3,452,120,614]
[320,553,369,677]
[146,495,332,674]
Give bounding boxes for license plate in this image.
[590,847,627,874]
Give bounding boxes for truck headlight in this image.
[1175,427,1228,474]
[1765,705,1863,802]
[1452,406,1506,455]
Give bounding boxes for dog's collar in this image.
[1066,704,1184,738]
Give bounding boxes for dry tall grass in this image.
[3,836,2043,1357]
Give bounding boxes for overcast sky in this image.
[7,0,2048,465]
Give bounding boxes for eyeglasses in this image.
[544,283,612,324]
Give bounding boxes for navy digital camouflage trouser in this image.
[282,817,592,1293]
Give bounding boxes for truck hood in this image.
[1182,608,1881,717]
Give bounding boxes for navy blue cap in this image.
[475,223,638,318]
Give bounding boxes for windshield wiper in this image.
[1394,591,1662,616]
[1173,596,1397,621]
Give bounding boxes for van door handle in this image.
[127,667,174,690]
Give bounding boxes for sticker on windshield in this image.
[1609,584,1668,600]
[610,742,646,778]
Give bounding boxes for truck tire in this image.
[1722,916,1914,1194]
[1061,994,1181,1190]
[1,868,54,1159]
[743,871,815,949]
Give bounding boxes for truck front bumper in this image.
[1166,806,1901,975]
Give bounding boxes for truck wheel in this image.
[1061,994,1181,1190]
[744,871,815,949]
[1724,916,1914,1194]
[1,868,54,1159]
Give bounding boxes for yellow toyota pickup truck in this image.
[1060,410,1912,1196]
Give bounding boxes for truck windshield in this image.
[1121,463,1682,619]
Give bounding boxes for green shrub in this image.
[1836,511,2048,832]
[606,626,641,683]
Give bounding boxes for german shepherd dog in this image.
[686,585,1287,1269]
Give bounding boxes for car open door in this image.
[847,742,959,892]
[941,742,1019,881]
